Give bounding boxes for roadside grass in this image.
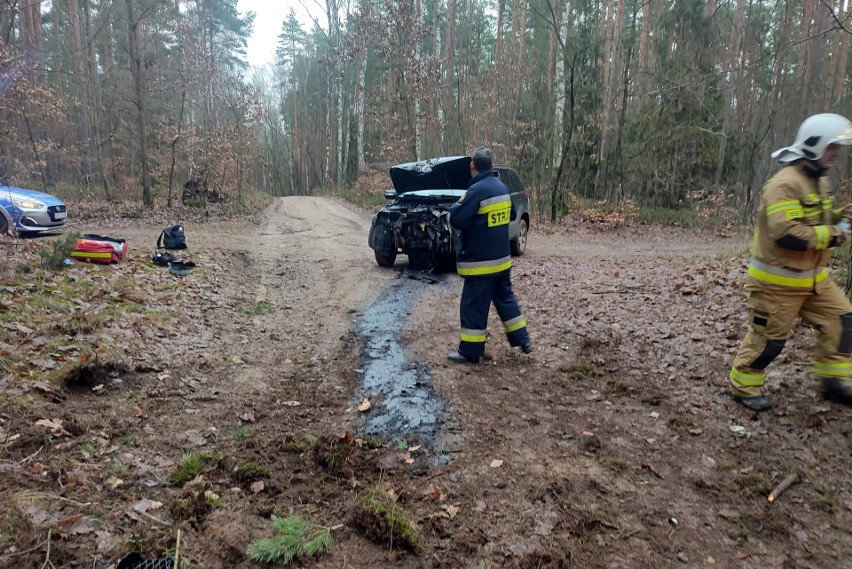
[237,300,274,315]
[336,186,388,211]
[0,243,191,386]
[168,452,216,486]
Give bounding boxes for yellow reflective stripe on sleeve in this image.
[478,196,512,227]
[504,316,527,333]
[802,205,824,218]
[457,256,512,276]
[766,200,801,216]
[814,225,830,249]
[476,195,511,214]
[747,264,829,288]
[460,328,487,343]
[730,368,765,387]
[812,361,852,377]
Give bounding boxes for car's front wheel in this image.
[0,213,8,236]
[510,218,528,256]
[374,251,396,267]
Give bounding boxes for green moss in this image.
[0,393,34,415]
[234,461,270,482]
[237,301,274,315]
[282,439,311,453]
[122,302,144,314]
[564,361,606,381]
[360,486,420,551]
[361,436,383,450]
[168,452,214,486]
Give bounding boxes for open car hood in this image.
[389,156,472,193]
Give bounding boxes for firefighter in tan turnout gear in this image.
[729,113,852,411]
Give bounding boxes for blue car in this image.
[0,186,67,235]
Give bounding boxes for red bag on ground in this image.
[71,234,129,264]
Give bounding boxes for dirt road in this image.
[3,196,852,568]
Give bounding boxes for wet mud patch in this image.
[60,362,132,395]
[355,274,445,452]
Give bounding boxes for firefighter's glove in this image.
[831,224,852,247]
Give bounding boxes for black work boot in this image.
[520,342,534,354]
[447,351,479,364]
[822,378,852,405]
[733,394,773,411]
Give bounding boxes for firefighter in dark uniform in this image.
[729,113,852,410]
[446,147,532,363]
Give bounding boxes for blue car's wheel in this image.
[0,213,8,236]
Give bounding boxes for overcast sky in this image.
[238,0,324,69]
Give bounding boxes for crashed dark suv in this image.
[368,156,530,271]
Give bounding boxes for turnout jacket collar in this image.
[748,162,842,291]
[467,169,498,188]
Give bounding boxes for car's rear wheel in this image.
[510,218,528,256]
[374,251,396,267]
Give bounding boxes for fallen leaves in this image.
[34,418,70,436]
[357,398,371,412]
[132,498,164,514]
[105,476,124,489]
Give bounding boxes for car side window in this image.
[508,170,523,194]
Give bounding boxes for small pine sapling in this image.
[246,515,332,565]
[39,231,79,270]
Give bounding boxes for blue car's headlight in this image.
[12,198,45,209]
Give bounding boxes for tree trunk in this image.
[356,45,365,177]
[831,4,850,108]
[125,0,152,207]
[168,91,186,208]
[85,0,113,199]
[551,52,576,222]
[807,0,831,113]
[715,0,746,187]
[444,0,455,150]
[597,0,624,200]
[69,0,94,188]
[414,0,422,160]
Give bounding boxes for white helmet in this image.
[771,113,852,163]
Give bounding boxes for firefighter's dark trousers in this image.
[457,271,530,359]
[729,280,852,397]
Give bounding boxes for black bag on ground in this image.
[157,225,186,250]
[168,261,196,277]
[151,251,176,267]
